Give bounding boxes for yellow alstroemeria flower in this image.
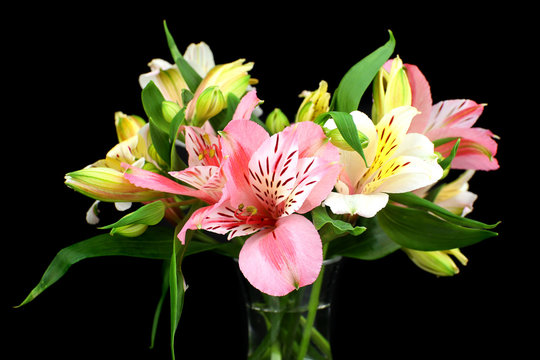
[323,106,443,218]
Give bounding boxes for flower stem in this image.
[296,243,329,360]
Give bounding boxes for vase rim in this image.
[322,255,342,265]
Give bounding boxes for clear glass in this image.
[237,257,342,360]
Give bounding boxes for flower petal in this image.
[169,166,225,204]
[238,214,323,296]
[405,63,432,134]
[232,90,261,121]
[323,192,389,218]
[122,163,215,203]
[427,100,484,132]
[183,126,222,167]
[221,119,270,208]
[365,155,443,194]
[428,127,499,170]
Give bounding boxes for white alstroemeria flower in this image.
[323,106,443,218]
[138,42,216,106]
[183,42,215,78]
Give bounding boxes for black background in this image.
[4,3,534,359]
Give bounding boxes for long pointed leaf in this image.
[163,21,202,93]
[331,30,395,113]
[150,260,170,349]
[16,226,174,307]
[377,204,498,251]
[389,192,499,229]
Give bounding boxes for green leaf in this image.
[150,260,170,349]
[169,108,188,171]
[150,120,173,168]
[142,81,169,133]
[99,201,166,230]
[312,206,366,238]
[432,137,459,147]
[377,204,498,251]
[142,81,174,167]
[163,20,202,93]
[169,229,185,360]
[438,138,460,170]
[16,226,175,307]
[389,192,499,229]
[327,215,401,260]
[320,111,369,166]
[331,30,395,113]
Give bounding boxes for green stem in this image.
[299,316,332,358]
[296,243,329,360]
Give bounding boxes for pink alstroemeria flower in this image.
[122,92,260,219]
[198,116,341,296]
[123,90,341,296]
[122,123,226,207]
[389,61,499,171]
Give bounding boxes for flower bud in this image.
[110,223,148,237]
[265,108,290,134]
[162,100,182,123]
[191,86,226,126]
[372,56,412,123]
[403,248,468,276]
[65,167,166,203]
[325,128,369,152]
[295,80,331,123]
[185,59,254,122]
[114,112,146,142]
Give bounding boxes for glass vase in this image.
[238,256,342,360]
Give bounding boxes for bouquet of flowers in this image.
[17,22,500,359]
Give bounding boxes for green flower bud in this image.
[110,223,149,237]
[265,108,290,134]
[162,100,182,123]
[325,128,369,152]
[65,167,165,203]
[192,86,226,126]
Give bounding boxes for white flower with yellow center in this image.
[323,106,443,217]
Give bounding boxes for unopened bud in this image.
[403,248,468,277]
[65,167,165,203]
[325,128,369,152]
[162,101,182,123]
[265,108,290,134]
[192,86,226,126]
[111,223,148,237]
